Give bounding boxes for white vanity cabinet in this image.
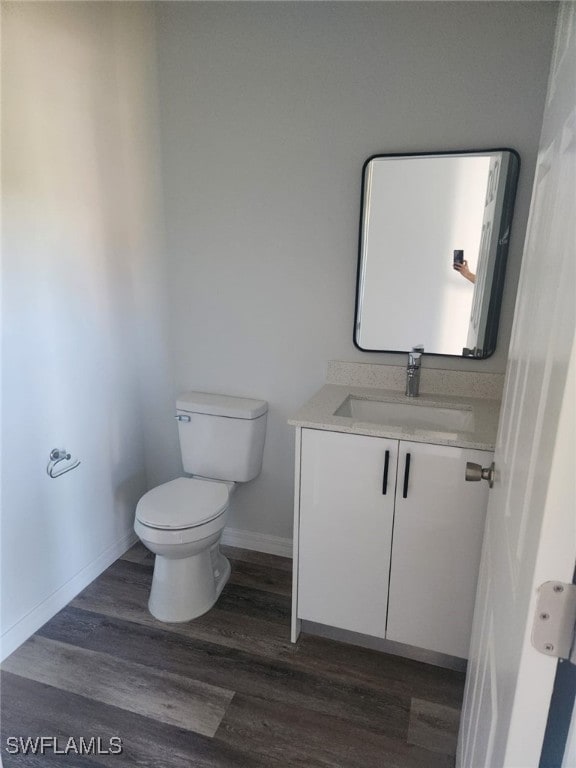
[295,427,492,660]
[297,429,399,637]
[386,440,491,659]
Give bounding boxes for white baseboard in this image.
[0,529,137,662]
[221,526,292,559]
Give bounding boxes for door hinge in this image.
[531,581,576,664]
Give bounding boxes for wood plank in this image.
[70,559,296,659]
[69,559,464,708]
[220,545,292,572]
[215,693,455,768]
[2,635,233,737]
[228,558,292,597]
[0,683,107,768]
[120,542,154,566]
[407,698,460,756]
[0,672,272,768]
[297,633,465,710]
[91,557,292,624]
[215,581,290,622]
[1,546,466,768]
[38,606,413,741]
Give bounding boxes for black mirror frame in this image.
[353,148,520,359]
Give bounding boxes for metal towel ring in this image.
[47,448,81,479]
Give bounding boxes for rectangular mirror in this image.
[354,149,520,358]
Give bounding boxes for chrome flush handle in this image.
[465,461,495,488]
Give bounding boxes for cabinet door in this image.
[298,429,398,638]
[386,441,491,658]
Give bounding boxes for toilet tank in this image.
[175,392,268,482]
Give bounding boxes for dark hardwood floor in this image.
[1,544,464,767]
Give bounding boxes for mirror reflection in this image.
[354,150,520,358]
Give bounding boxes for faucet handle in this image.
[408,345,424,364]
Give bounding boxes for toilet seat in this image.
[135,477,229,530]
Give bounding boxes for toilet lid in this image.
[135,477,229,530]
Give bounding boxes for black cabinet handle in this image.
[382,450,390,495]
[402,453,411,499]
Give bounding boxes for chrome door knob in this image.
[465,461,495,488]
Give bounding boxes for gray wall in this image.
[155,2,557,540]
[1,2,176,656]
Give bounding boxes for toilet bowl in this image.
[134,390,268,623]
[135,477,233,622]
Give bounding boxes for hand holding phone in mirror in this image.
[453,250,476,284]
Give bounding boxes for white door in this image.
[457,5,576,766]
[386,441,491,659]
[298,429,398,638]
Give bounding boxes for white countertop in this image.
[288,383,501,451]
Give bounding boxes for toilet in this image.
[134,391,268,622]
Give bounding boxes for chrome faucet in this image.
[405,345,424,397]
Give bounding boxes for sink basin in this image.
[334,396,475,432]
